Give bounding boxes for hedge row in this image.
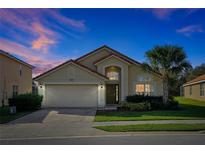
[118,102,151,111]
[9,94,43,111]
[125,94,179,110]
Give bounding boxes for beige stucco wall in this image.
[128,65,163,96]
[0,54,32,105]
[77,48,111,71]
[96,56,129,100]
[35,63,106,107]
[36,63,105,84]
[184,83,205,101]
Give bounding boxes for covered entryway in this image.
[44,84,98,107]
[106,84,119,104]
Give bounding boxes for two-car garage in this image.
[34,60,107,108]
[44,84,98,107]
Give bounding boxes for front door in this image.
[106,84,119,104]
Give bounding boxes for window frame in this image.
[135,83,152,96]
[19,64,22,76]
[190,85,192,95]
[105,66,121,81]
[200,83,204,97]
[106,71,119,81]
[12,85,18,97]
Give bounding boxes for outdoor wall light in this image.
[39,84,43,88]
[100,84,103,88]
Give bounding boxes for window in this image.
[107,72,119,80]
[105,66,121,81]
[13,85,18,96]
[190,86,192,95]
[136,84,152,95]
[200,83,204,96]
[116,85,119,102]
[19,65,22,76]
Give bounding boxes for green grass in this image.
[0,106,30,124]
[95,97,205,122]
[95,124,205,132]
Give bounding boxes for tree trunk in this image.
[163,77,169,104]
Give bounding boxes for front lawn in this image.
[95,97,205,122]
[95,124,205,132]
[0,106,30,124]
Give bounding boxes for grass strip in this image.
[95,124,205,132]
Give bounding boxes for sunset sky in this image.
[0,8,205,76]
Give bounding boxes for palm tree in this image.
[144,45,192,104]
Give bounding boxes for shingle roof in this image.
[34,45,162,80]
[184,74,205,86]
[93,53,133,65]
[77,45,162,77]
[33,59,108,80]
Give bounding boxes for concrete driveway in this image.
[0,108,107,140]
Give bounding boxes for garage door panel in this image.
[44,85,98,107]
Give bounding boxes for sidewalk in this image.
[93,120,205,126]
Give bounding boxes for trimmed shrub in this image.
[126,94,163,103]
[164,98,180,110]
[8,93,43,111]
[126,94,163,110]
[118,102,151,111]
[125,94,179,110]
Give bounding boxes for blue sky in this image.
[0,9,204,76]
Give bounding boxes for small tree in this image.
[144,45,192,104]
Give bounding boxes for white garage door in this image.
[44,84,98,107]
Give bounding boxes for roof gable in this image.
[34,60,108,81]
[76,45,141,66]
[0,50,34,69]
[76,45,162,77]
[183,74,205,86]
[93,54,133,65]
[34,45,162,80]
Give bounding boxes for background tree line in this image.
[169,63,205,96]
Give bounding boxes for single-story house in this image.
[182,74,205,101]
[0,50,33,106]
[34,45,163,108]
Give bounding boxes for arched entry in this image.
[105,66,121,104]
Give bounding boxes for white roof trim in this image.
[71,63,108,80]
[44,82,101,85]
[94,55,132,65]
[34,61,108,81]
[183,80,205,87]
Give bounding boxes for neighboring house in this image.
[183,74,205,101]
[34,45,163,108]
[0,50,33,106]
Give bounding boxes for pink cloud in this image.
[44,9,85,30]
[146,9,199,20]
[0,9,85,77]
[32,36,56,52]
[0,38,67,77]
[0,9,85,53]
[150,8,178,20]
[0,9,85,31]
[32,61,63,77]
[31,23,56,53]
[176,25,203,36]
